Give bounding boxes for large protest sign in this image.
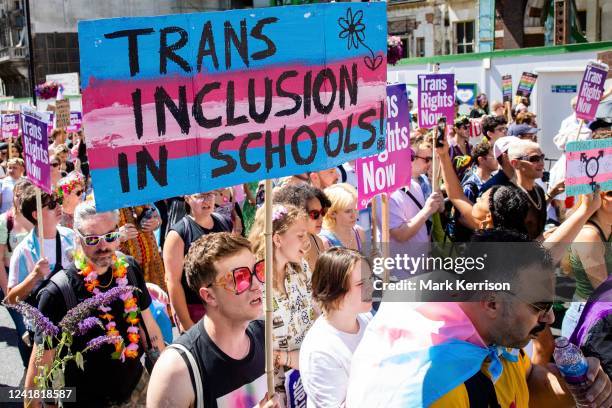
[417,73,454,128]
[79,3,387,210]
[502,75,512,103]
[565,139,612,196]
[357,84,411,210]
[1,113,20,139]
[516,72,537,98]
[21,107,52,193]
[67,111,83,132]
[575,61,609,121]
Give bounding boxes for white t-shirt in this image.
[0,177,16,213]
[299,313,372,408]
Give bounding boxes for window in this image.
[455,21,475,54]
[416,37,425,57]
[576,10,587,37]
[401,38,409,59]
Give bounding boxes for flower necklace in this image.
[75,252,140,361]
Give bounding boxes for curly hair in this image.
[273,184,331,211]
[488,185,529,234]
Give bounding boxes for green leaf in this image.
[75,352,84,371]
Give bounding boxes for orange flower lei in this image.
[76,252,140,360]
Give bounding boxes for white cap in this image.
[493,136,518,158]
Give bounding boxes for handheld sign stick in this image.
[264,179,274,396]
[381,194,390,284]
[36,188,45,258]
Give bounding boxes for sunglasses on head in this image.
[308,208,327,220]
[518,154,545,163]
[77,229,121,246]
[208,260,265,295]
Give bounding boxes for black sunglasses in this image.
[518,154,545,163]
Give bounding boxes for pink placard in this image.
[357,84,412,209]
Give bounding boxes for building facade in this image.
[0,0,252,98]
[388,0,612,59]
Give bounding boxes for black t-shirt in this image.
[169,214,232,305]
[34,256,152,407]
[521,184,547,240]
[174,319,265,407]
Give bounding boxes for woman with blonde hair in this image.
[319,183,365,252]
[249,203,316,407]
[300,247,373,407]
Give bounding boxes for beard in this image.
[89,248,114,268]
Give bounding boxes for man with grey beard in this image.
[24,199,164,407]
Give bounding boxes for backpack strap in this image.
[167,343,204,408]
[6,209,14,249]
[402,188,432,235]
[48,270,78,310]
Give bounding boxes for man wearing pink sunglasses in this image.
[147,232,279,408]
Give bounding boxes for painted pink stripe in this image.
[84,84,384,157]
[88,103,381,169]
[566,147,612,161]
[566,173,612,185]
[82,57,385,111]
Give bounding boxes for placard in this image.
[417,73,455,128]
[79,3,387,210]
[21,107,52,193]
[357,84,411,209]
[502,75,512,103]
[565,139,612,196]
[575,61,609,121]
[1,113,20,139]
[46,72,80,96]
[55,99,71,128]
[516,72,537,98]
[67,111,83,132]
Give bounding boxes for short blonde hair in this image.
[322,183,357,230]
[7,158,24,167]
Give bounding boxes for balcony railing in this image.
[0,46,26,63]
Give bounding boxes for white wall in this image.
[388,48,607,160]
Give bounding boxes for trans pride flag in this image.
[346,302,518,407]
[78,3,387,211]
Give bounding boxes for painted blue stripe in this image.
[78,2,386,87]
[91,123,385,211]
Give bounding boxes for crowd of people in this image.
[0,86,610,408]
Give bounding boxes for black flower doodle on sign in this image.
[338,7,383,71]
[377,137,386,151]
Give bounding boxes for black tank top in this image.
[174,320,266,407]
[169,214,232,305]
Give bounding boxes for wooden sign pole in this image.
[263,179,274,396]
[35,188,45,258]
[381,194,390,283]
